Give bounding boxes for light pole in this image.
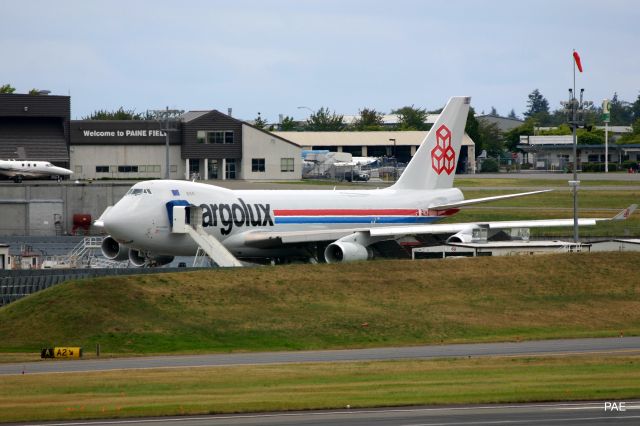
[149,107,184,179]
[602,99,611,172]
[389,138,397,180]
[560,88,593,243]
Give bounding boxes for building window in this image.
[138,165,147,173]
[252,158,265,172]
[118,165,139,173]
[280,158,294,172]
[197,131,206,144]
[95,166,109,173]
[588,154,599,162]
[201,130,234,144]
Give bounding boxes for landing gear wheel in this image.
[13,175,23,183]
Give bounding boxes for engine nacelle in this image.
[324,242,372,263]
[128,249,146,267]
[446,226,488,244]
[101,236,129,261]
[128,249,174,267]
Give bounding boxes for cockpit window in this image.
[126,188,152,196]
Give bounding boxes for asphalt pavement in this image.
[8,401,640,426]
[2,336,639,376]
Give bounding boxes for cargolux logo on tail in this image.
[431,125,455,175]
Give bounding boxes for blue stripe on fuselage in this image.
[274,216,441,224]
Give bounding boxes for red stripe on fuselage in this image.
[274,209,420,216]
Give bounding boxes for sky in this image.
[2,0,638,121]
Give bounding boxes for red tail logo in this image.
[431,125,455,175]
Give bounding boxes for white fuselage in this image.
[0,160,73,179]
[102,180,464,258]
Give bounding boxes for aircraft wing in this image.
[241,204,637,248]
[371,204,636,237]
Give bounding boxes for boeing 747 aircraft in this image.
[0,160,73,183]
[95,97,635,266]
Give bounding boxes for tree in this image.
[253,112,268,129]
[478,121,504,157]
[508,109,518,119]
[392,105,428,130]
[28,88,40,95]
[82,107,145,120]
[523,89,551,125]
[490,106,498,116]
[617,118,640,145]
[609,92,633,125]
[465,107,482,153]
[504,118,535,151]
[632,93,640,121]
[0,84,16,94]
[352,108,384,131]
[576,128,605,145]
[279,116,297,131]
[306,107,344,131]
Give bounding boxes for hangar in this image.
[274,130,476,173]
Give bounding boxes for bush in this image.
[580,162,619,172]
[480,158,499,173]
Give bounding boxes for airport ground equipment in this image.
[171,205,243,267]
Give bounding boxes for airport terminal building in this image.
[70,111,303,181]
[1,93,477,181]
[0,93,303,181]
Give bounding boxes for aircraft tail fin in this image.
[391,96,471,191]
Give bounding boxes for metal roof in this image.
[180,111,210,123]
[272,131,474,147]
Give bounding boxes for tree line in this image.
[5,81,639,154]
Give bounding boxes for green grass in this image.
[1,355,639,422]
[1,253,639,357]
[455,177,640,187]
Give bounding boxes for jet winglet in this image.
[612,204,637,221]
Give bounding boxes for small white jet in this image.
[96,97,635,266]
[0,160,73,183]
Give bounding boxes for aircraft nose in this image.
[102,204,132,238]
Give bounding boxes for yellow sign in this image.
[53,347,82,358]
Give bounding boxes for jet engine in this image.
[324,242,372,263]
[446,226,488,244]
[101,236,129,261]
[128,249,174,267]
[446,230,474,244]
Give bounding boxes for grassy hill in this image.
[1,252,639,356]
